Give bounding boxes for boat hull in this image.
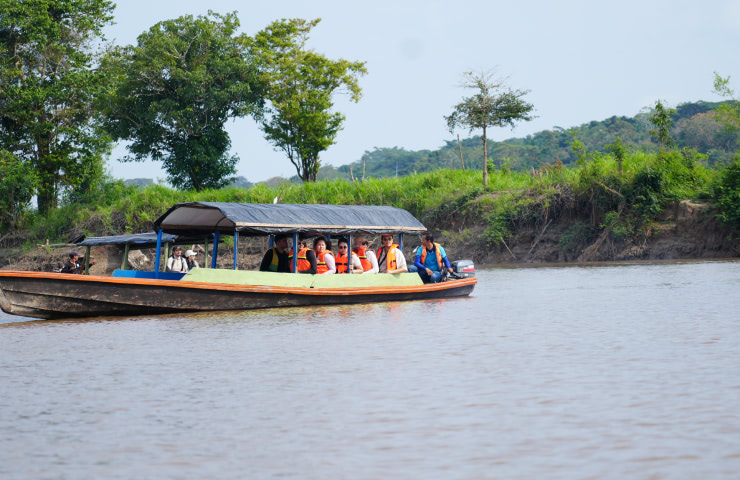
[0,271,476,320]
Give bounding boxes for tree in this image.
[648,100,676,153]
[100,11,263,191]
[713,72,740,136]
[0,150,37,232]
[252,18,367,182]
[445,71,534,187]
[0,0,115,214]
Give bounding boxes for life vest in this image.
[353,246,372,271]
[267,247,279,272]
[376,244,399,271]
[336,252,357,273]
[316,250,333,274]
[420,243,444,270]
[289,247,311,273]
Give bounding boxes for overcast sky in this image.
[103,0,740,183]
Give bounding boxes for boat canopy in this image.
[77,232,179,248]
[153,202,427,236]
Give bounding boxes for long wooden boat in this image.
[0,202,477,320]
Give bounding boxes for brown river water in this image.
[1,261,739,479]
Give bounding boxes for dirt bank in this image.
[1,201,738,273]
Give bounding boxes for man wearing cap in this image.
[166,246,188,273]
[60,251,83,274]
[376,234,407,274]
[259,234,291,273]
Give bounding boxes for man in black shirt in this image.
[259,234,292,272]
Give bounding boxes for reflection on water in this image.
[1,261,740,479]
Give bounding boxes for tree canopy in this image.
[100,11,263,191]
[445,71,534,187]
[0,0,115,214]
[252,18,367,182]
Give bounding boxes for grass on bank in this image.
[12,148,740,252]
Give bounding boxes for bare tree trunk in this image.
[482,126,488,187]
[457,134,465,170]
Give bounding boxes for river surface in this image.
[1,261,739,479]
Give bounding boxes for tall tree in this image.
[445,71,534,187]
[0,0,115,214]
[252,18,366,182]
[648,100,676,154]
[100,11,263,191]
[713,72,740,136]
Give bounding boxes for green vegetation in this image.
[252,18,367,182]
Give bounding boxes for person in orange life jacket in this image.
[313,236,336,274]
[352,235,379,273]
[409,233,452,284]
[335,238,363,273]
[166,246,188,273]
[376,234,407,273]
[259,234,291,272]
[289,239,317,274]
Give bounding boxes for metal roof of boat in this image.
[153,202,427,236]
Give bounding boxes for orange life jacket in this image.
[353,246,372,271]
[289,247,311,273]
[316,250,333,274]
[376,244,399,271]
[335,252,349,273]
[420,243,444,270]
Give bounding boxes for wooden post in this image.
[204,236,210,269]
[121,244,130,270]
[84,246,91,274]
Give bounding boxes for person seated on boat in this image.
[60,251,83,274]
[408,233,453,284]
[185,249,200,270]
[259,234,291,273]
[313,236,336,274]
[289,239,317,274]
[376,234,407,274]
[166,246,188,273]
[335,238,363,274]
[353,235,379,273]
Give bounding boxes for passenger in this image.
[289,239,317,274]
[166,246,188,273]
[60,251,83,274]
[376,234,407,274]
[335,238,363,274]
[313,236,336,274]
[409,233,453,284]
[259,234,290,273]
[60,250,96,274]
[185,249,200,270]
[353,236,379,273]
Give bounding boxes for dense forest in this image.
[309,101,738,182]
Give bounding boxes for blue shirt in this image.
[414,244,451,272]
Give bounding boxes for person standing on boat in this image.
[335,238,363,273]
[376,234,407,274]
[289,239,317,274]
[409,233,453,284]
[60,251,83,274]
[259,234,291,272]
[166,246,188,273]
[313,236,336,274]
[353,236,379,273]
[185,250,200,270]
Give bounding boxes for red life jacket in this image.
[289,247,311,273]
[353,246,372,271]
[316,250,333,274]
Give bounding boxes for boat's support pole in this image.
[233,229,238,270]
[347,233,352,274]
[121,244,130,270]
[204,236,209,269]
[399,233,403,250]
[84,246,91,274]
[211,231,219,269]
[268,235,274,248]
[292,233,298,273]
[154,229,163,279]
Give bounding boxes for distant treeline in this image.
[310,101,738,182]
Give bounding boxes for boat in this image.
[0,202,477,320]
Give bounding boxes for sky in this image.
[103,0,740,183]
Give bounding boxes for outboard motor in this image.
[450,260,475,278]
